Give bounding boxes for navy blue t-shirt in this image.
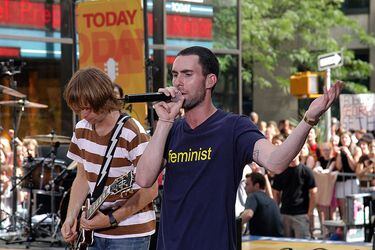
[157,109,264,250]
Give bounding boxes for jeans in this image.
[89,235,150,250]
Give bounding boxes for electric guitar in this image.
[71,171,134,250]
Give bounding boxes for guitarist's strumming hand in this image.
[61,217,78,244]
[80,210,112,230]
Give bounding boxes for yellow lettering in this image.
[177,152,189,162]
[201,150,207,160]
[169,150,177,163]
[207,147,212,160]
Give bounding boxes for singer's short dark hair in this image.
[64,67,121,113]
[177,46,219,80]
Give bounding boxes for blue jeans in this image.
[89,235,150,250]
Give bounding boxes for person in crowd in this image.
[300,143,315,169]
[250,111,259,127]
[354,129,366,143]
[331,134,340,155]
[259,121,267,134]
[330,117,340,137]
[307,128,319,160]
[314,142,338,236]
[316,142,336,171]
[267,121,279,136]
[235,164,252,218]
[61,67,157,250]
[265,126,276,142]
[22,138,38,159]
[272,152,317,239]
[356,136,375,188]
[335,131,362,221]
[357,133,373,157]
[271,134,285,146]
[278,119,292,137]
[135,46,342,249]
[113,82,124,99]
[240,172,283,237]
[0,126,11,158]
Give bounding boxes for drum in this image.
[22,157,66,190]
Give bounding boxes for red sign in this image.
[148,13,212,40]
[0,47,20,57]
[0,0,60,30]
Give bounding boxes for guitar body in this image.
[71,200,94,250]
[69,171,134,250]
[75,229,94,250]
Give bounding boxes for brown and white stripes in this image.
[67,118,155,238]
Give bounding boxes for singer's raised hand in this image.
[153,87,184,122]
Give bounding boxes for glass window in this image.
[0,0,61,37]
[0,58,62,138]
[148,0,238,51]
[341,0,369,14]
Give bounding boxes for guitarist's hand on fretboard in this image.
[80,210,111,230]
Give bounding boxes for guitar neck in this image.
[87,187,111,219]
[86,171,133,219]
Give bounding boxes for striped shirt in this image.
[67,117,155,239]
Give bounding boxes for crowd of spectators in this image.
[238,112,374,240]
[0,126,39,216]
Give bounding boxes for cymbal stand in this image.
[49,134,60,244]
[31,135,62,246]
[9,160,45,247]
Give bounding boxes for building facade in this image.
[0,0,241,139]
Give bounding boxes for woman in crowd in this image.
[356,137,375,189]
[335,131,362,221]
[300,143,315,169]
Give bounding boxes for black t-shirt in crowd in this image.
[245,191,283,237]
[272,164,316,215]
[317,156,335,169]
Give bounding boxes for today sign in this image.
[317,51,343,71]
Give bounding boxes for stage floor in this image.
[242,236,373,250]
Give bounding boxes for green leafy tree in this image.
[241,0,375,93]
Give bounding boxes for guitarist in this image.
[61,67,158,250]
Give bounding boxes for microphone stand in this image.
[9,79,23,234]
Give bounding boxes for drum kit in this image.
[0,63,75,247]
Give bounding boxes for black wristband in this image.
[108,210,118,227]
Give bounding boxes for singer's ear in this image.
[205,74,217,89]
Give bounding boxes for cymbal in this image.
[25,134,71,144]
[0,99,48,108]
[67,161,77,170]
[0,84,26,98]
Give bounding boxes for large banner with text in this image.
[340,93,375,131]
[77,0,147,126]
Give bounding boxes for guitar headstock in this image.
[109,171,134,195]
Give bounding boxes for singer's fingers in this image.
[158,87,178,98]
[160,102,171,113]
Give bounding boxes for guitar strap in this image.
[91,114,131,202]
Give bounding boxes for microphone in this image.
[120,92,172,103]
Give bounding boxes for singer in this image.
[61,67,157,250]
[135,46,343,249]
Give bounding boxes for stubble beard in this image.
[182,84,206,111]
